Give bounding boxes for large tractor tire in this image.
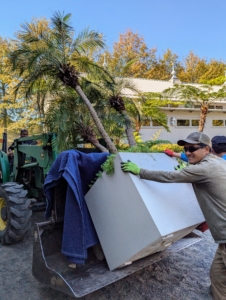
[0,182,32,245]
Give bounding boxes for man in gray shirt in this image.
[121,132,226,300]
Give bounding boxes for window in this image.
[159,103,168,107]
[141,119,150,126]
[216,106,223,109]
[152,120,162,126]
[194,105,201,108]
[209,105,214,109]
[169,104,178,108]
[191,120,199,126]
[177,119,190,126]
[185,103,193,108]
[212,120,224,126]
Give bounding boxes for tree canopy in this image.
[1,15,226,149]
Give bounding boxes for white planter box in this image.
[85,153,204,271]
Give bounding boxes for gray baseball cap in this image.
[177,132,211,146]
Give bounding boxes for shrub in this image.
[150,143,184,153]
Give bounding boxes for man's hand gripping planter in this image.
[121,160,140,175]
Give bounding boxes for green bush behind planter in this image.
[117,140,172,153]
[89,143,184,188]
[150,143,183,153]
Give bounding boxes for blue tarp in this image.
[44,150,108,264]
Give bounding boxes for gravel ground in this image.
[0,212,215,300]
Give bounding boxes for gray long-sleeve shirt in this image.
[139,154,226,243]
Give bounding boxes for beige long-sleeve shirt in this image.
[140,154,226,243]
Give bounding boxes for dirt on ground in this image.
[0,212,215,300]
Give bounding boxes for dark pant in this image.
[210,243,226,299]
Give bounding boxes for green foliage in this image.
[51,133,58,154]
[88,154,116,188]
[101,154,116,175]
[121,140,171,153]
[9,11,119,154]
[199,76,226,86]
[141,92,183,132]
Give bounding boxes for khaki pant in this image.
[210,244,226,299]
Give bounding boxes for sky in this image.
[1,0,226,63]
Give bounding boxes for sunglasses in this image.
[184,145,205,153]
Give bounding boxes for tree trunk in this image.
[75,85,117,154]
[199,104,208,132]
[2,84,7,135]
[91,141,109,153]
[135,120,141,132]
[121,111,137,147]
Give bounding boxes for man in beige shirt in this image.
[121,132,226,300]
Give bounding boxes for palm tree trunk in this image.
[121,111,137,147]
[199,104,208,132]
[135,120,141,132]
[91,141,109,153]
[75,85,117,154]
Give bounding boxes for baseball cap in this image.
[177,132,211,146]
[211,136,226,154]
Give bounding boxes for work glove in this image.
[174,160,188,171]
[164,149,174,157]
[121,160,140,175]
[174,164,186,171]
[196,221,209,232]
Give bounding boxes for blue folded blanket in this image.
[44,149,108,264]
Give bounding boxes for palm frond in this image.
[73,28,105,54]
[71,55,113,83]
[51,11,73,33]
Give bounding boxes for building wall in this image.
[124,77,226,143]
[140,111,226,143]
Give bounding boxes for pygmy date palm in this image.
[10,11,117,153]
[106,78,141,147]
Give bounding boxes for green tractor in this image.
[0,133,57,244]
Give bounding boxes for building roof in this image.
[121,77,224,97]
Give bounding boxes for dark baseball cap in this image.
[211,136,226,154]
[177,132,211,146]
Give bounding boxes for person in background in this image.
[121,132,226,299]
[211,136,226,159]
[7,147,14,162]
[9,129,36,151]
[7,147,14,173]
[164,148,188,162]
[20,129,28,138]
[164,135,226,162]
